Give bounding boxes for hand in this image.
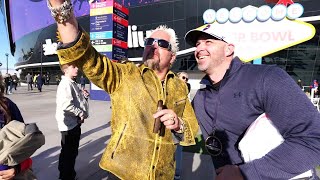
[0,168,16,180]
[48,0,66,7]
[153,109,180,131]
[82,89,90,98]
[78,116,84,124]
[216,165,244,180]
[48,0,79,44]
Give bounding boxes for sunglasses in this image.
[205,135,222,156]
[182,76,189,81]
[144,38,172,51]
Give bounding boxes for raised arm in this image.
[48,0,79,43]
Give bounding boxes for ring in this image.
[168,114,175,124]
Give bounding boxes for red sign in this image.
[277,0,294,6]
[265,0,294,6]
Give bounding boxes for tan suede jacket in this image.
[57,31,199,180]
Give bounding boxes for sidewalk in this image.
[8,85,214,180]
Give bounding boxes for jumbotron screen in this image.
[9,0,169,42]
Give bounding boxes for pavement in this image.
[8,85,214,180]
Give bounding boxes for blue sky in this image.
[0,13,15,70]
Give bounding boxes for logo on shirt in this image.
[233,92,242,98]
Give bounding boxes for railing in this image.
[302,86,311,92]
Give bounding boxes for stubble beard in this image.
[197,61,208,73]
[198,58,224,74]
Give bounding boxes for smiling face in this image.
[194,35,227,73]
[142,30,176,72]
[194,34,234,75]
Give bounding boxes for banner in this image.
[202,3,315,62]
[89,0,129,101]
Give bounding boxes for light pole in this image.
[5,53,9,74]
[40,42,43,75]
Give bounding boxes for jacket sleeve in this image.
[0,121,45,166]
[14,158,32,173]
[56,29,130,95]
[179,98,199,146]
[239,67,320,179]
[7,98,24,123]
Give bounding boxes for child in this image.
[55,63,89,180]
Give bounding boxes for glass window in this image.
[130,1,174,25]
[174,0,185,20]
[263,24,320,87]
[174,20,186,49]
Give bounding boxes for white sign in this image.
[128,25,152,48]
[206,19,315,62]
[43,39,58,56]
[91,82,103,90]
[203,3,304,24]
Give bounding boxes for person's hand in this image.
[0,168,16,180]
[48,0,66,7]
[153,109,180,131]
[216,165,244,180]
[78,115,84,124]
[82,89,90,98]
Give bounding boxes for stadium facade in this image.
[1,0,320,87]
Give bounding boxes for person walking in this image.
[33,74,38,88]
[11,73,18,91]
[80,75,86,90]
[4,74,12,95]
[25,73,33,91]
[36,74,43,92]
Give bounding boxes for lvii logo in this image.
[127,25,152,48]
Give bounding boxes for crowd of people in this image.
[0,0,320,179]
[25,73,52,92]
[297,78,319,98]
[1,73,19,95]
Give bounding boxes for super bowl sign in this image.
[202,3,315,62]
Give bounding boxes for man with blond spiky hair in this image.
[46,0,199,179]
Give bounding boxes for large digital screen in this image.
[9,0,89,42]
[8,0,170,42]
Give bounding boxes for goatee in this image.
[144,59,160,71]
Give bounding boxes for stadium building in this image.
[1,0,320,88]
